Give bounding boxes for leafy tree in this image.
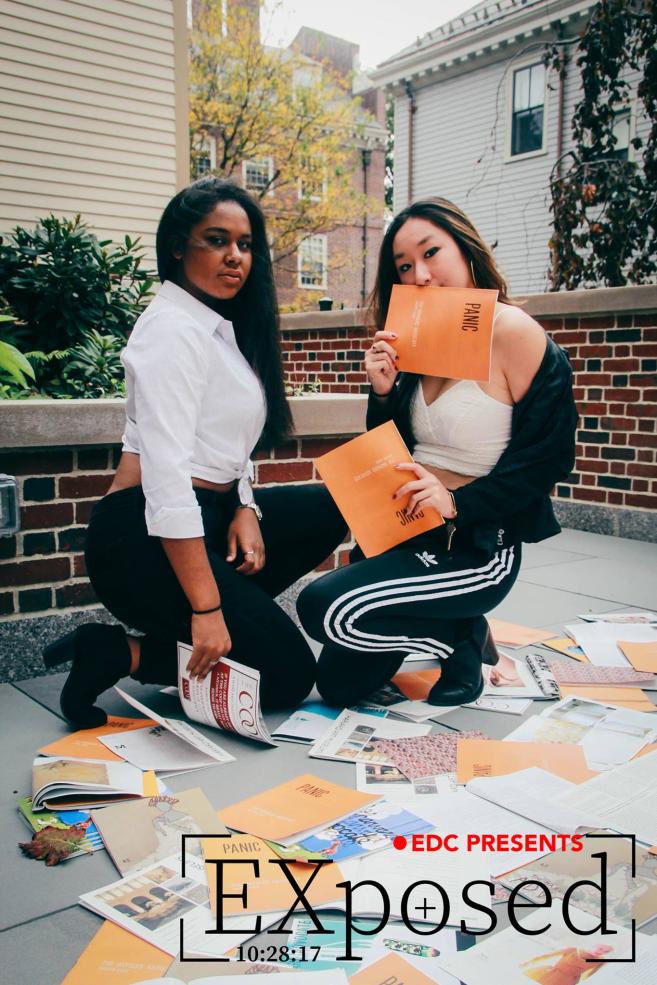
[545,0,657,289]
[385,93,395,215]
[189,0,380,267]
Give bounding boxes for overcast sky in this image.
[263,0,477,71]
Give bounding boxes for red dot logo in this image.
[393,835,407,851]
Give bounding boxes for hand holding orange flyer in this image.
[316,421,444,557]
[385,284,498,380]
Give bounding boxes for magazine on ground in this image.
[115,687,235,767]
[218,773,377,845]
[92,787,227,877]
[31,756,153,811]
[308,709,431,765]
[17,795,104,856]
[79,847,284,958]
[265,799,434,863]
[177,645,275,745]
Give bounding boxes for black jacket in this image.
[366,336,578,553]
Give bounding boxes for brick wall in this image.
[281,325,370,394]
[0,437,354,621]
[548,314,657,513]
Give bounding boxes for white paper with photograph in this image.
[443,902,635,985]
[504,697,657,770]
[79,848,283,958]
[309,709,431,764]
[114,687,235,766]
[177,645,275,745]
[356,762,458,798]
[555,749,657,845]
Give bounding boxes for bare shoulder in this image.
[493,304,547,402]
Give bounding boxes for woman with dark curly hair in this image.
[45,178,346,726]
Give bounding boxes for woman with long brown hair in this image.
[297,197,577,707]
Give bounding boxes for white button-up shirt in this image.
[121,280,266,539]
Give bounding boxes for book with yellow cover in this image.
[217,773,377,845]
[39,716,157,763]
[316,420,443,557]
[456,738,596,785]
[385,283,498,381]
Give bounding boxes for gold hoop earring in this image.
[469,260,477,287]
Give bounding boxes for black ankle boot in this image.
[43,623,132,728]
[427,619,495,706]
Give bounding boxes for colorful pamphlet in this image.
[483,651,560,699]
[218,773,377,845]
[17,795,103,856]
[498,833,657,928]
[38,716,157,763]
[60,920,170,985]
[92,787,227,877]
[541,636,587,661]
[455,738,596,785]
[315,420,443,557]
[547,658,656,686]
[177,646,275,745]
[266,800,434,863]
[31,756,151,811]
[385,283,498,381]
[308,709,431,765]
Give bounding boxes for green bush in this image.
[0,214,155,352]
[0,214,155,398]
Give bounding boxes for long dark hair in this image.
[156,177,291,448]
[367,197,512,332]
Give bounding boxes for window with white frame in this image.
[194,135,216,177]
[610,107,631,161]
[242,158,273,193]
[510,62,546,157]
[298,235,327,289]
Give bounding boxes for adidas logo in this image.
[415,551,438,567]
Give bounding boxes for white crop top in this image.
[122,281,266,539]
[410,380,513,477]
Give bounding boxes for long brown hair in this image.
[367,197,513,331]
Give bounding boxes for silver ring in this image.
[244,550,256,556]
[209,658,220,666]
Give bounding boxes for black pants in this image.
[296,526,521,705]
[85,484,347,710]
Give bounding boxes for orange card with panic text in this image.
[316,421,444,558]
[386,284,498,381]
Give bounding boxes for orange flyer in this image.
[619,640,657,673]
[60,920,169,984]
[218,773,377,844]
[350,952,437,984]
[456,738,597,784]
[385,284,498,381]
[204,833,344,917]
[488,618,553,648]
[39,716,156,763]
[316,421,444,558]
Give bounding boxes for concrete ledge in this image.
[553,500,657,543]
[280,284,657,332]
[0,394,368,448]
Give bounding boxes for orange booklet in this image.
[385,284,498,381]
[350,952,437,984]
[204,832,345,917]
[619,640,657,673]
[218,773,377,845]
[60,920,169,984]
[39,716,156,763]
[456,738,597,785]
[316,421,444,557]
[488,618,553,648]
